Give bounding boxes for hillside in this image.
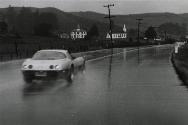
[0,7,122,36]
[1,6,188,35]
[71,11,188,30]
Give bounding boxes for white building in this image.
[106,24,127,39]
[71,25,87,40]
[58,33,70,39]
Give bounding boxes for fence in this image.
[0,37,167,62]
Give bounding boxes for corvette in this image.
[21,49,85,83]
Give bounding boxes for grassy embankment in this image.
[171,43,188,85]
[0,36,163,62]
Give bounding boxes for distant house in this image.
[58,32,70,39]
[106,24,127,39]
[59,33,70,39]
[52,30,70,39]
[71,25,87,40]
[185,35,188,39]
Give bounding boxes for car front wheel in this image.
[23,75,33,84]
[67,66,74,82]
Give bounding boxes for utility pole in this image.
[104,4,115,48]
[164,31,167,41]
[136,18,143,63]
[136,18,143,46]
[152,26,159,44]
[104,4,115,88]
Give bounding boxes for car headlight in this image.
[22,65,28,69]
[55,65,60,69]
[49,65,54,69]
[28,65,33,69]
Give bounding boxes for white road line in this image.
[86,45,166,62]
[0,59,24,65]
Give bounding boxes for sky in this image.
[0,0,188,14]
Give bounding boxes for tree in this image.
[0,21,8,33]
[158,22,187,36]
[6,5,17,32]
[16,7,34,35]
[127,28,137,40]
[33,10,40,28]
[180,23,187,36]
[85,24,99,40]
[38,12,58,29]
[34,12,58,36]
[144,26,157,39]
[34,23,52,36]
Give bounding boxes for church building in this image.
[106,24,127,39]
[70,25,87,40]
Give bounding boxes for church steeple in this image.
[77,24,80,30]
[123,24,126,32]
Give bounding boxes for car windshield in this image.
[32,51,66,60]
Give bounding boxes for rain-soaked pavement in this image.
[0,45,188,125]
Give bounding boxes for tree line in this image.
[3,6,58,36]
[127,22,187,41]
[0,6,187,41]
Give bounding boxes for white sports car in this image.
[21,49,85,83]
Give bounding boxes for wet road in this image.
[0,45,188,125]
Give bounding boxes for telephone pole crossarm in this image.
[103,4,114,8]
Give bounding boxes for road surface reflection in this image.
[0,45,187,125]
